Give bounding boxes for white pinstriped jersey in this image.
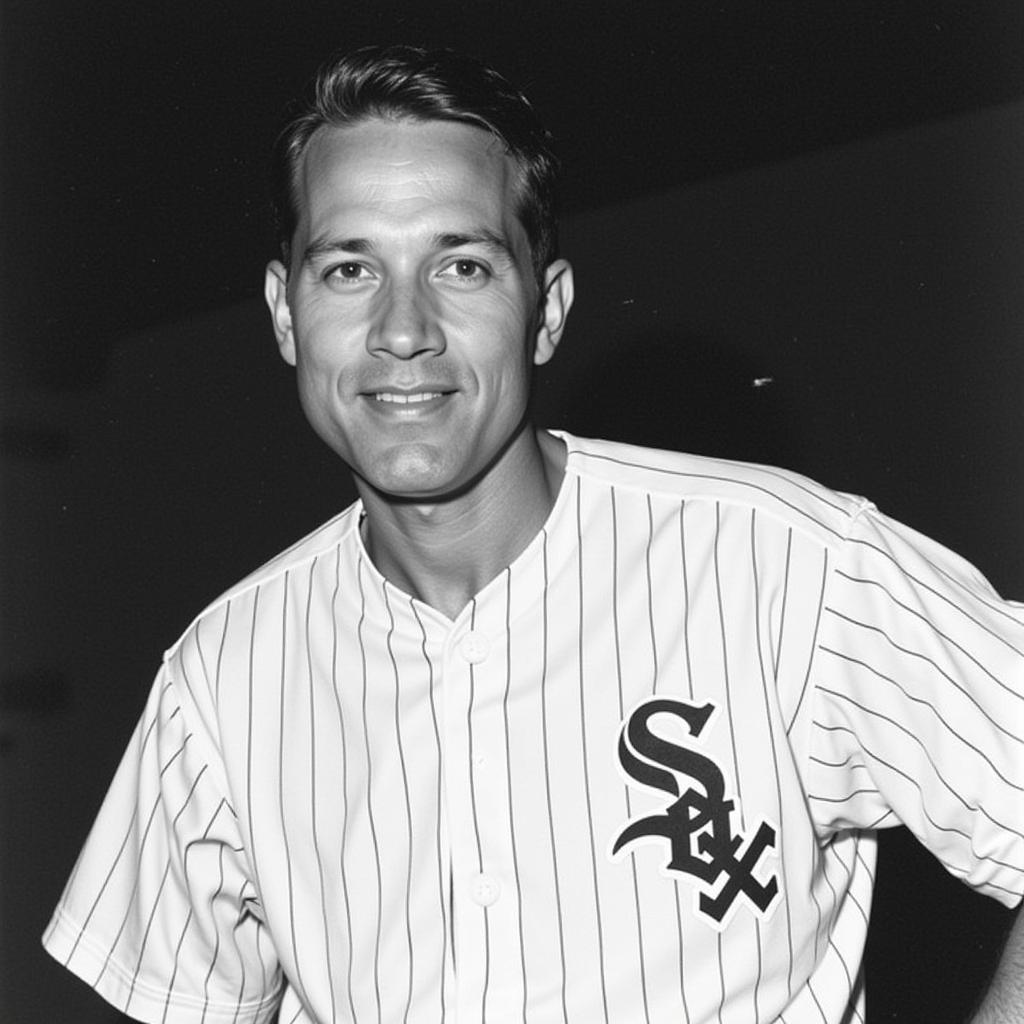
[44,432,1024,1024]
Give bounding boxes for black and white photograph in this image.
[3,4,1023,1022]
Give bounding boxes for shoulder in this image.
[554,431,870,547]
[164,500,364,661]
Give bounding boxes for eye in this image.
[324,261,372,285]
[438,258,490,286]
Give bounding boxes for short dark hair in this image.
[271,44,560,284]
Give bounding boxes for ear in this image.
[533,259,574,366]
[264,260,296,366]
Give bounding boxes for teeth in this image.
[375,392,443,404]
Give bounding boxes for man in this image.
[43,44,1023,1023]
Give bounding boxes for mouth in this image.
[373,391,446,405]
[363,387,456,415]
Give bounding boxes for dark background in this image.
[3,3,1023,1021]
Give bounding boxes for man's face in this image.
[265,118,572,501]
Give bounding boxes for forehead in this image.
[295,118,523,240]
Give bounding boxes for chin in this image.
[359,445,465,501]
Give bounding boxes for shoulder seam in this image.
[164,508,360,659]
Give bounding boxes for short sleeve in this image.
[806,504,1024,907]
[42,664,283,1023]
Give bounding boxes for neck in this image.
[357,428,565,620]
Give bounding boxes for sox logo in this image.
[611,697,780,928]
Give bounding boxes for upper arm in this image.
[806,507,1024,906]
[42,666,282,1024]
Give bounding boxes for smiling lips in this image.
[374,391,445,404]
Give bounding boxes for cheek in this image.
[292,324,361,392]
[291,295,364,360]
[293,355,351,438]
[455,305,536,373]
[294,367,333,434]
[447,283,534,337]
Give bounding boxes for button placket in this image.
[441,620,497,1011]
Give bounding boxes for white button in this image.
[459,631,490,664]
[469,873,501,907]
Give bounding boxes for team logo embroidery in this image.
[611,697,780,927]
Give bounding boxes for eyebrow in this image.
[301,236,374,264]
[432,230,516,261]
[301,228,517,267]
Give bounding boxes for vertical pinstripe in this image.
[411,597,449,1020]
[750,511,795,1003]
[329,546,358,1024]
[277,572,307,1009]
[382,582,416,1023]
[245,587,263,908]
[409,597,449,1023]
[237,882,266,1021]
[213,600,231,703]
[199,841,227,1023]
[679,501,695,702]
[611,487,654,1024]
[711,486,730,1023]
[227,877,246,1024]
[539,529,570,1022]
[675,499,693,1023]
[465,599,492,1019]
[713,504,743,828]
[644,495,658,693]
[355,556,384,1024]
[501,568,530,1023]
[575,477,611,1023]
[748,512,768,1021]
[786,554,829,736]
[773,532,794,681]
[305,557,338,1024]
[43,433,1024,1023]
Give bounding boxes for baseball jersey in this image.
[44,432,1024,1024]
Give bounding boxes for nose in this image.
[367,280,445,359]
